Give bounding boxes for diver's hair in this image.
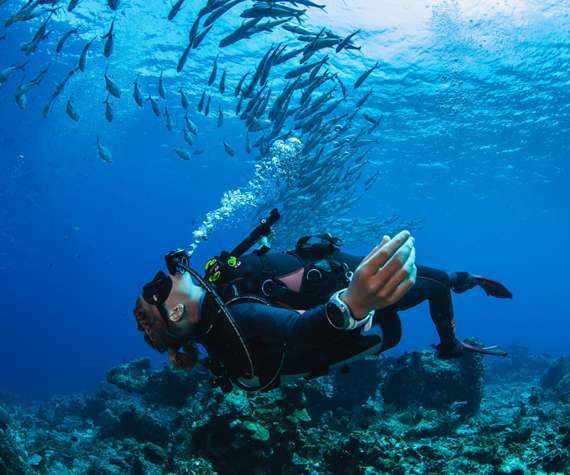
[133,295,199,371]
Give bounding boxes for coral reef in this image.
[1,346,569,474]
[540,355,570,402]
[380,346,485,414]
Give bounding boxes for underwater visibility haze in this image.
[2,1,570,474]
[0,0,569,413]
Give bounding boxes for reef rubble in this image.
[1,344,569,475]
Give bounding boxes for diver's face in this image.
[139,297,167,325]
[163,272,192,318]
[164,271,202,327]
[170,271,193,295]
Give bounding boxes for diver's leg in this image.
[377,266,509,359]
[449,271,513,299]
[416,265,457,347]
[375,265,457,347]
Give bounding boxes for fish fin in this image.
[102,21,114,38]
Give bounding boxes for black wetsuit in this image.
[195,251,457,387]
[378,264,456,346]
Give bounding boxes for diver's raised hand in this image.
[342,231,417,320]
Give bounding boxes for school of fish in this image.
[0,0,425,247]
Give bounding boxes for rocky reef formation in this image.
[380,344,485,414]
[1,345,570,474]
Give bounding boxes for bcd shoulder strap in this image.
[226,234,351,309]
[295,234,342,254]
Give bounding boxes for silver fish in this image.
[349,137,379,148]
[15,91,26,109]
[183,128,193,146]
[173,147,192,161]
[56,24,81,53]
[168,0,184,20]
[0,60,29,87]
[133,75,143,107]
[158,70,166,99]
[362,111,382,125]
[217,104,224,127]
[21,16,50,55]
[364,171,380,187]
[241,4,306,21]
[188,15,201,46]
[66,98,80,121]
[222,136,234,156]
[281,23,315,36]
[234,70,250,98]
[336,28,361,53]
[203,0,243,28]
[246,132,251,154]
[218,17,261,47]
[147,95,160,116]
[102,20,114,58]
[96,135,113,163]
[104,66,121,98]
[67,0,80,12]
[248,118,272,132]
[42,92,56,118]
[184,113,198,135]
[208,54,218,86]
[302,38,339,59]
[198,0,234,17]
[273,45,305,66]
[177,42,191,72]
[5,0,40,26]
[289,0,325,9]
[219,68,226,94]
[178,89,189,110]
[354,61,379,89]
[192,25,213,49]
[284,55,328,79]
[355,88,373,108]
[14,74,35,98]
[54,68,76,96]
[77,38,94,72]
[22,5,61,21]
[198,90,206,112]
[102,94,113,122]
[204,94,211,116]
[235,91,244,115]
[164,106,173,130]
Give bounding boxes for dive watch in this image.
[325,289,373,331]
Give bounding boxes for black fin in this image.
[460,340,508,357]
[471,275,513,299]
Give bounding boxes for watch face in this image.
[326,302,345,328]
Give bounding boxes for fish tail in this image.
[102,21,114,38]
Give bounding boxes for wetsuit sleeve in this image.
[228,302,349,348]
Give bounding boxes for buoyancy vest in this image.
[196,235,402,393]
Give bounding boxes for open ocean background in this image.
[0,0,568,401]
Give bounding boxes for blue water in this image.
[0,0,568,400]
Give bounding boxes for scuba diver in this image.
[134,209,512,394]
